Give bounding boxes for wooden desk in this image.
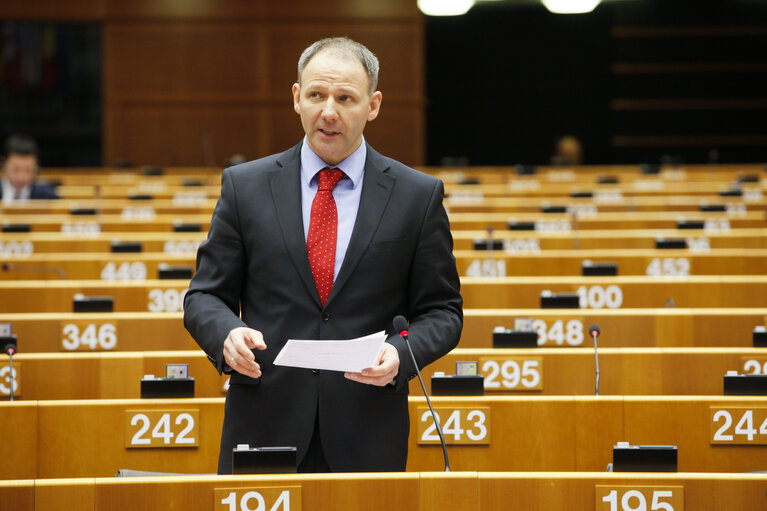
[3,471,767,511]
[4,248,766,280]
[0,253,196,280]
[443,180,765,198]
[445,194,767,213]
[0,214,213,233]
[452,228,767,251]
[4,347,765,400]
[3,396,767,479]
[2,228,767,256]
[460,275,767,308]
[0,232,206,255]
[447,211,766,231]
[0,312,193,352]
[418,347,767,396]
[0,280,188,313]
[454,248,767,276]
[461,308,767,348]
[0,276,764,313]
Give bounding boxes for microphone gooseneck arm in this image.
[393,315,450,472]
[589,325,600,396]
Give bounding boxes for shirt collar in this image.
[300,135,366,187]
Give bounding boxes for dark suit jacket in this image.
[183,142,462,473]
[0,182,59,199]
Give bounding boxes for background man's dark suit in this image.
[0,182,58,199]
[184,142,463,474]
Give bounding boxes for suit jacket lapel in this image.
[269,144,323,307]
[326,144,395,307]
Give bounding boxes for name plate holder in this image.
[158,265,194,279]
[73,295,114,313]
[655,238,686,250]
[582,260,618,276]
[611,442,678,472]
[140,376,195,398]
[111,241,143,253]
[431,374,484,396]
[754,326,767,347]
[540,291,580,309]
[473,239,503,250]
[723,371,767,396]
[232,445,297,475]
[493,329,538,348]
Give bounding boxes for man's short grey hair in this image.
[297,37,379,95]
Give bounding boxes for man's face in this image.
[3,154,38,190]
[292,50,382,167]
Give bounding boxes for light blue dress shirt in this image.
[300,136,366,282]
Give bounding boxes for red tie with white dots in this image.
[307,168,345,307]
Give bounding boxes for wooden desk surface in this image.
[3,248,767,280]
[2,307,762,355]
[461,308,766,348]
[3,347,765,401]
[0,276,765,312]
[447,210,766,231]
[3,471,767,511]
[460,275,767,308]
[3,396,767,479]
[452,228,767,250]
[3,228,767,256]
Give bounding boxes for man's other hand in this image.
[223,327,266,378]
[344,342,400,387]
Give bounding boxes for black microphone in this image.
[3,336,17,402]
[393,315,450,472]
[589,325,600,396]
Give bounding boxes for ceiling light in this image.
[541,0,601,14]
[418,0,475,16]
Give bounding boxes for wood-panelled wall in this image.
[2,0,425,167]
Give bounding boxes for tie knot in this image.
[317,168,344,192]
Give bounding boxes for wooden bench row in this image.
[447,211,765,231]
[442,180,765,198]
[1,308,763,353]
[3,248,767,279]
[3,229,766,256]
[2,193,765,216]
[2,471,766,511]
[38,175,764,200]
[2,347,765,401]
[444,194,767,213]
[1,277,765,312]
[1,210,763,233]
[2,395,766,479]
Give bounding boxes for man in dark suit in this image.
[184,37,462,474]
[1,134,58,203]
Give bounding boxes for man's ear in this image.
[367,91,383,122]
[292,83,301,114]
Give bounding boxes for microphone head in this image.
[589,324,600,337]
[393,315,409,336]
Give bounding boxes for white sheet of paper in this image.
[273,330,387,373]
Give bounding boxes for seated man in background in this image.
[550,135,583,166]
[1,134,58,203]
